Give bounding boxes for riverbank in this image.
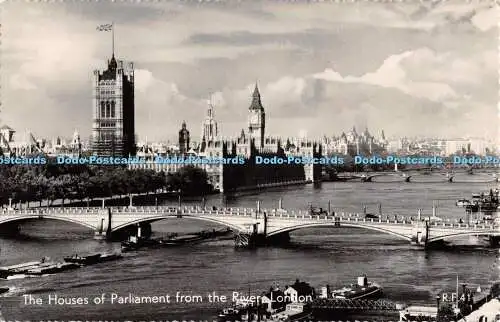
[5,190,218,210]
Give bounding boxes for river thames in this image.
[0,179,498,320]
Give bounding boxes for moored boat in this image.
[0,258,55,278]
[0,287,8,294]
[327,275,382,300]
[63,253,101,265]
[217,306,243,321]
[26,262,80,275]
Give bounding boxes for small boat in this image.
[217,307,242,320]
[456,199,471,207]
[0,287,8,294]
[26,262,80,275]
[121,236,159,251]
[330,275,382,300]
[99,252,123,262]
[63,253,101,265]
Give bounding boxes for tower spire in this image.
[253,81,260,98]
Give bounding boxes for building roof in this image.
[262,290,287,309]
[249,83,264,110]
[0,125,14,131]
[458,298,500,321]
[286,280,314,296]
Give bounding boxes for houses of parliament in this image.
[131,82,323,192]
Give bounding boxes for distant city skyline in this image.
[1,1,498,142]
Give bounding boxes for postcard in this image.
[0,1,499,321]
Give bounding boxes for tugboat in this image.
[63,253,102,265]
[329,275,382,300]
[121,236,160,252]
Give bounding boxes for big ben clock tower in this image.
[248,83,265,149]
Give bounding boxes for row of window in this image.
[100,122,116,128]
[99,90,116,95]
[100,101,116,118]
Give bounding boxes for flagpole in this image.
[112,22,115,56]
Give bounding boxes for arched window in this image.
[479,315,487,322]
[106,101,111,118]
[111,101,116,118]
[100,101,105,118]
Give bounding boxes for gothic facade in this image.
[91,54,135,157]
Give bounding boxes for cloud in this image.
[0,1,496,142]
[312,48,488,102]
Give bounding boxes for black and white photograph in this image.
[0,0,499,321]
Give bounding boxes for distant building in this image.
[0,125,15,155]
[200,99,218,151]
[323,127,387,156]
[91,53,135,157]
[130,85,322,192]
[261,287,288,313]
[178,121,190,154]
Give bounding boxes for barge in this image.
[0,257,81,278]
[121,228,233,252]
[64,253,102,265]
[63,252,122,265]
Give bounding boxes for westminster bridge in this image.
[0,203,499,249]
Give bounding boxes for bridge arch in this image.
[111,215,247,233]
[0,215,97,231]
[267,222,412,241]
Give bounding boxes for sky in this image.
[1,1,498,143]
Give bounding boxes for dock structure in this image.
[312,298,400,311]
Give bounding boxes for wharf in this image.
[312,298,401,311]
[311,299,402,321]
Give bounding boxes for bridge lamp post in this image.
[178,189,182,208]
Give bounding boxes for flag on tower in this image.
[96,23,113,31]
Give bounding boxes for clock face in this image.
[250,113,259,124]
